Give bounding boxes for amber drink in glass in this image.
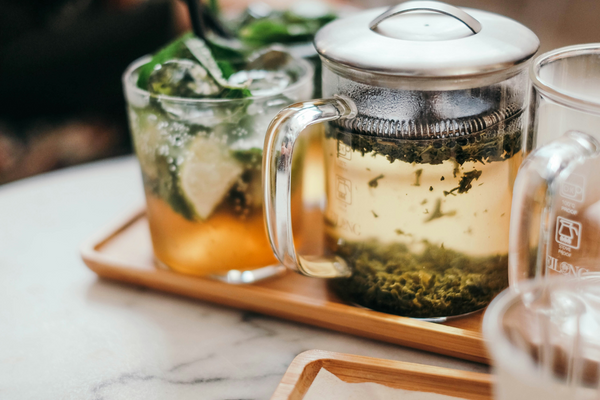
[123,56,312,279]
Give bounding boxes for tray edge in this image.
[270,350,493,400]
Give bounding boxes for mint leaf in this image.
[231,147,262,164]
[238,9,335,47]
[137,32,194,89]
[216,60,235,79]
[222,87,252,99]
[185,37,252,98]
[185,38,240,87]
[206,37,247,63]
[239,20,291,46]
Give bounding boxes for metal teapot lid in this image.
[315,1,540,77]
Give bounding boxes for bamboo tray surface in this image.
[81,209,489,364]
[271,350,492,400]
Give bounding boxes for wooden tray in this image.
[271,350,492,400]
[81,208,489,364]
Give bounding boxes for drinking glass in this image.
[483,275,600,400]
[123,56,313,282]
[509,44,600,284]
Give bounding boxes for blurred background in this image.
[0,0,598,185]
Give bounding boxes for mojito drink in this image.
[123,35,312,276]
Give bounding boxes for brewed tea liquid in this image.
[323,124,522,318]
[324,139,521,254]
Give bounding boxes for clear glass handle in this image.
[262,96,356,278]
[509,131,599,286]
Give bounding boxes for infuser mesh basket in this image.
[333,103,523,140]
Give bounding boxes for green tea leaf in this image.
[368,174,384,188]
[331,238,508,318]
[328,120,523,166]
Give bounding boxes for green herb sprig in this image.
[136,33,251,99]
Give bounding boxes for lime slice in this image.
[179,136,243,220]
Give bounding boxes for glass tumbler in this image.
[483,275,600,400]
[123,56,313,282]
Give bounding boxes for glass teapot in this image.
[263,1,539,320]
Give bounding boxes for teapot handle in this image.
[370,1,481,34]
[263,96,356,278]
[509,131,599,288]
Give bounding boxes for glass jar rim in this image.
[122,54,314,104]
[530,43,600,116]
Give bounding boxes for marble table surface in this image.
[0,156,488,399]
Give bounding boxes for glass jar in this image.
[263,1,539,320]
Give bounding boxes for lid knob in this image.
[370,1,482,41]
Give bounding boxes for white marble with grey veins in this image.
[0,157,487,399]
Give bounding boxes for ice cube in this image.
[228,69,291,97]
[147,59,221,98]
[246,46,293,70]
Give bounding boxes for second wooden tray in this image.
[271,350,493,400]
[81,209,489,364]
